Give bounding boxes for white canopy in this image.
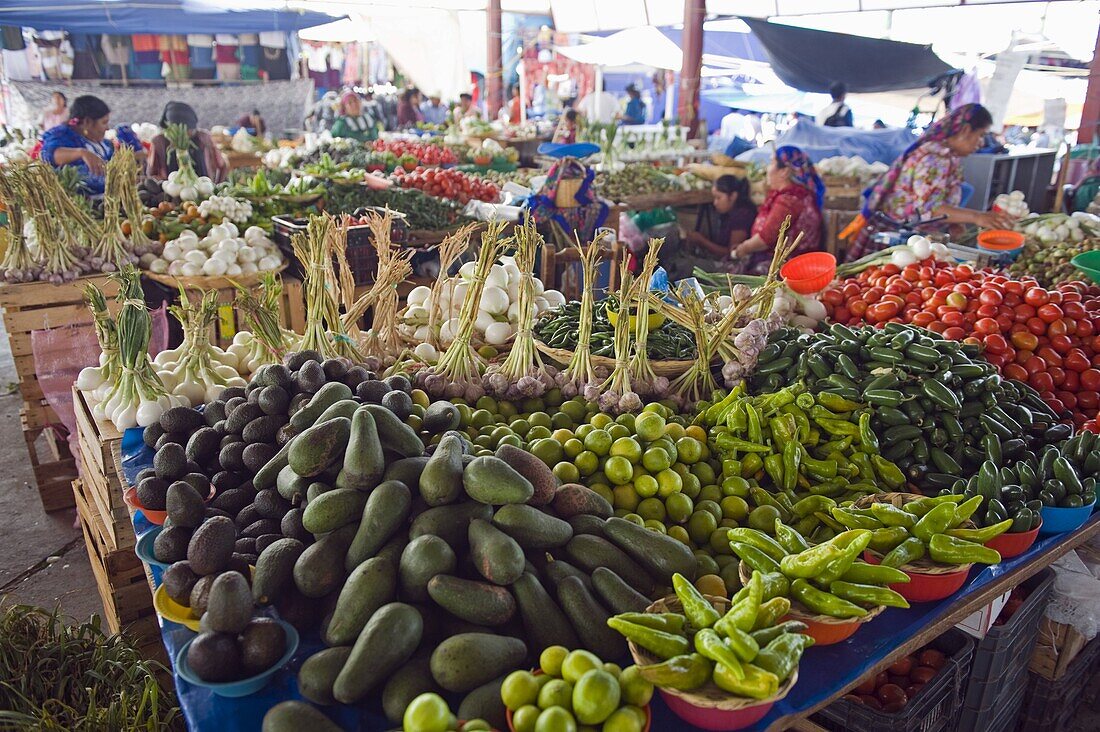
[553,26,683,71]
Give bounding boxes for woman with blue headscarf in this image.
[731,145,824,275]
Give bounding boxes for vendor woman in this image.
[40,94,144,195]
[147,101,228,183]
[844,103,1014,261]
[330,91,380,143]
[730,146,824,275]
[686,175,757,260]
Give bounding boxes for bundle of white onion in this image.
[198,195,253,224]
[145,223,284,278]
[159,123,215,201]
[229,272,301,375]
[152,289,247,405]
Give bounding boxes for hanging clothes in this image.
[238,33,260,81]
[214,34,240,81]
[2,28,30,80]
[161,35,189,81]
[101,35,130,79]
[187,34,215,80]
[69,34,101,79]
[260,47,290,81]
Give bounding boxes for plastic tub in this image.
[135,526,169,569]
[153,584,200,631]
[863,550,971,603]
[781,252,836,294]
[977,230,1025,253]
[176,619,298,697]
[1071,251,1100,285]
[787,606,883,646]
[661,686,781,731]
[1038,499,1096,536]
[984,522,1041,559]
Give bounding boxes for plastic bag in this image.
[1045,549,1100,641]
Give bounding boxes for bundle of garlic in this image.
[159,123,215,201]
[153,289,247,404]
[147,223,284,278]
[78,266,183,428]
[198,195,253,224]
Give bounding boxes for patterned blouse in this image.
[735,184,822,275]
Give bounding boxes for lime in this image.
[574,450,599,476]
[474,435,493,449]
[512,705,541,732]
[551,412,573,430]
[653,438,678,465]
[643,519,667,533]
[612,485,639,511]
[498,434,522,449]
[691,460,716,486]
[403,692,450,732]
[522,397,546,414]
[696,573,727,599]
[604,456,634,486]
[607,424,631,441]
[574,423,594,441]
[560,399,587,424]
[551,428,574,445]
[538,679,574,710]
[634,474,659,498]
[656,469,683,497]
[694,550,720,575]
[685,424,708,442]
[747,505,782,532]
[499,400,519,418]
[553,462,581,484]
[455,403,474,426]
[411,389,430,408]
[666,492,694,523]
[588,470,607,486]
[590,413,613,429]
[508,418,531,437]
[407,414,423,432]
[490,425,514,446]
[667,525,691,546]
[534,707,577,732]
[583,429,613,456]
[618,666,654,707]
[540,645,569,677]
[471,409,494,429]
[615,412,636,431]
[665,423,686,441]
[561,650,603,684]
[698,483,722,505]
[476,396,498,413]
[621,512,645,525]
[544,387,563,407]
[637,497,666,522]
[528,426,553,441]
[610,437,643,464]
[676,437,703,464]
[563,438,585,460]
[589,483,614,505]
[720,495,750,521]
[502,670,542,710]
[687,510,719,544]
[709,527,735,554]
[721,475,751,498]
[529,412,553,430]
[529,438,564,466]
[634,411,666,442]
[696,499,723,522]
[641,447,671,474]
[602,662,622,679]
[680,473,701,499]
[572,669,620,725]
[463,720,491,731]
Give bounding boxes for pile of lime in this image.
[502,646,654,732]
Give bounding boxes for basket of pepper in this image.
[852,493,1004,602]
[732,524,906,646]
[609,572,809,731]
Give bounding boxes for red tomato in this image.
[850,300,869,317]
[1038,303,1064,324]
[976,304,999,319]
[1049,334,1073,354]
[1048,366,1067,387]
[1058,390,1078,410]
[1038,346,1064,367]
[1027,317,1048,336]
[1004,363,1029,381]
[927,321,948,334]
[1013,304,1036,322]
[942,311,965,327]
[974,317,1000,336]
[1066,348,1091,373]
[1064,370,1080,391]
[867,301,901,322]
[979,289,1004,306]
[983,334,1009,354]
[911,312,936,327]
[1079,391,1100,410]
[1031,371,1055,392]
[1011,331,1039,351]
[1025,287,1050,307]
[833,307,850,322]
[1081,369,1100,391]
[943,327,966,341]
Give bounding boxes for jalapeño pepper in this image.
[693,628,744,679]
[713,661,780,700]
[829,580,910,609]
[606,618,691,659]
[870,503,916,530]
[881,537,926,568]
[754,632,814,683]
[928,534,1001,565]
[716,571,762,635]
[871,455,906,489]
[858,412,879,454]
[946,518,1013,543]
[774,519,811,554]
[672,573,721,629]
[867,526,910,554]
[752,597,793,631]
[614,612,686,634]
[790,578,867,618]
[730,542,782,575]
[831,507,882,530]
[638,653,713,691]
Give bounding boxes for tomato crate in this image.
[957,568,1054,731]
[1019,634,1100,732]
[812,628,975,732]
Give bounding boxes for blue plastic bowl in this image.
[134,526,168,569]
[175,619,299,697]
[1039,499,1096,536]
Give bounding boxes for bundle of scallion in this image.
[152,288,247,405]
[231,272,300,373]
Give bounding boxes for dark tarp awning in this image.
[739,17,955,94]
[0,0,338,34]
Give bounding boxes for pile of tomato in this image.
[820,258,1100,425]
[392,167,501,205]
[370,139,458,167]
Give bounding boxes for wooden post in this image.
[486,0,504,118]
[1080,24,1100,144]
[678,0,706,138]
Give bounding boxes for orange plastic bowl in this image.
[985,521,1041,559]
[863,550,970,603]
[977,230,1025,252]
[784,611,863,646]
[124,483,215,525]
[781,252,836,294]
[661,689,775,731]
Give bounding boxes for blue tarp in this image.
[738,119,917,167]
[0,0,337,34]
[119,425,1100,732]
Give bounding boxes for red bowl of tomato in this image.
[984,521,1041,559]
[863,550,971,603]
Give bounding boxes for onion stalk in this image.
[591,258,637,412]
[155,287,246,404]
[232,272,299,371]
[557,235,603,397]
[626,238,667,399]
[357,210,413,363]
[291,214,364,360]
[426,223,477,349]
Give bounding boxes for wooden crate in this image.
[824,208,859,260]
[72,478,158,647]
[1030,616,1090,681]
[73,387,131,552]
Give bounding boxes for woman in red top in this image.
[731,145,824,275]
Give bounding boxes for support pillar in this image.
[678,0,706,138]
[487,0,504,118]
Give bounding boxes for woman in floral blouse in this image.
[844,103,1013,261]
[731,145,824,275]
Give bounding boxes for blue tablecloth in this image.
[121,427,1098,731]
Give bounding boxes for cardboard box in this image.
[956,590,1011,638]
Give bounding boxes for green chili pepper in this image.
[713,661,779,700]
[870,503,917,530]
[754,632,814,683]
[831,507,882,530]
[779,537,848,579]
[672,573,721,629]
[774,519,811,554]
[745,403,763,445]
[867,526,910,554]
[800,450,839,480]
[792,495,836,519]
[741,453,764,478]
[731,572,789,605]
[763,454,786,492]
[724,626,760,663]
[817,392,863,412]
[716,571,762,636]
[637,653,713,691]
[750,486,789,519]
[752,596,792,631]
[850,452,876,481]
[728,529,788,562]
[858,412,879,454]
[716,435,772,453]
[822,437,854,454]
[814,511,846,532]
[613,612,686,634]
[871,455,906,489]
[751,620,809,647]
[928,534,1001,565]
[817,418,861,437]
[829,580,910,609]
[839,561,911,586]
[949,495,984,528]
[781,441,800,492]
[946,518,1013,543]
[815,529,874,585]
[790,578,867,618]
[906,494,965,516]
[693,628,744,680]
[881,537,926,568]
[912,502,956,542]
[607,618,691,659]
[730,542,782,575]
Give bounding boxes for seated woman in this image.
[552,109,578,145]
[147,101,228,183]
[686,175,757,262]
[40,95,144,195]
[731,146,824,275]
[844,103,1013,261]
[330,92,380,143]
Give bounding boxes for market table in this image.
[118,424,1100,732]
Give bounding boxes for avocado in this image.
[408,501,493,553]
[334,408,385,491]
[153,526,191,564]
[323,556,396,646]
[293,524,356,598]
[302,488,368,535]
[243,415,285,444]
[242,518,282,539]
[427,575,516,626]
[187,516,236,576]
[203,571,253,634]
[297,646,352,706]
[567,514,606,537]
[253,489,290,520]
[602,515,698,582]
[381,390,413,420]
[235,504,262,530]
[384,374,411,393]
[235,537,257,555]
[382,456,428,489]
[225,403,264,435]
[186,632,241,683]
[458,676,509,732]
[342,366,369,390]
[289,381,353,431]
[333,603,423,704]
[355,379,389,404]
[551,483,613,519]
[563,534,655,595]
[363,404,424,457]
[419,433,465,506]
[276,464,310,504]
[543,558,593,595]
[495,443,558,506]
[422,401,461,433]
[210,487,250,517]
[218,441,247,472]
[491,504,573,550]
[285,350,322,371]
[253,440,292,492]
[279,508,311,543]
[381,653,437,724]
[591,566,651,614]
[399,535,457,602]
[257,385,290,416]
[288,417,351,478]
[321,358,349,381]
[345,480,412,571]
[429,633,526,693]
[189,573,217,617]
[511,571,580,652]
[262,701,342,732]
[557,575,625,659]
[253,538,305,606]
[203,401,227,427]
[468,519,524,585]
[463,456,534,505]
[255,362,294,389]
[185,427,221,465]
[136,476,169,511]
[255,534,282,554]
[241,443,277,474]
[160,406,204,434]
[162,560,199,606]
[143,422,164,449]
[238,617,286,676]
[166,481,205,529]
[274,585,323,634]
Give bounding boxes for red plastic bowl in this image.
[863,550,970,603]
[661,689,774,731]
[781,252,836,294]
[124,483,215,525]
[977,230,1025,252]
[985,521,1041,559]
[785,611,864,646]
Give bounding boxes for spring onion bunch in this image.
[556,236,604,398]
[97,147,141,271]
[231,272,300,373]
[417,220,509,400]
[76,283,119,403]
[589,258,638,412]
[152,288,247,404]
[484,217,558,399]
[0,167,31,280]
[357,211,414,364]
[625,238,669,401]
[160,123,214,201]
[292,214,365,361]
[420,223,477,357]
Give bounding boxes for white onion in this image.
[484,321,513,345]
[480,286,509,315]
[407,285,431,307]
[890,248,918,267]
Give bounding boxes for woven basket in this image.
[534,339,697,377]
[555,177,583,208]
[736,561,886,627]
[629,594,799,712]
[142,263,287,291]
[852,493,975,575]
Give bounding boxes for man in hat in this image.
[420,92,448,126]
[621,83,647,125]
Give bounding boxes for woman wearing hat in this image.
[331,91,380,142]
[146,101,227,182]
